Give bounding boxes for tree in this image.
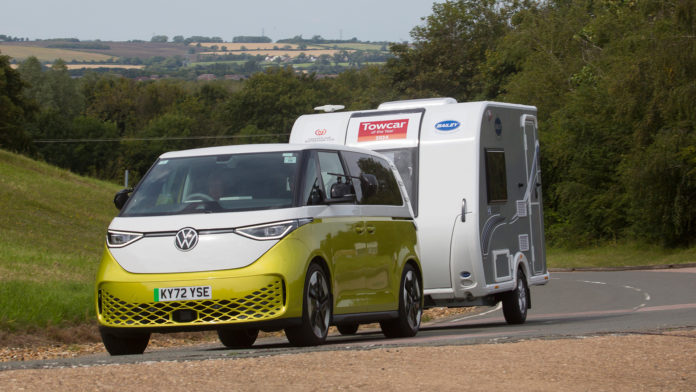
[0,52,35,152]
[219,67,328,138]
[151,35,168,43]
[492,0,696,247]
[385,0,529,101]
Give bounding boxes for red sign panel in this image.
[357,119,409,142]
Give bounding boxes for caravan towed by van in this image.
[290,98,550,324]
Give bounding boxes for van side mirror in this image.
[359,173,378,199]
[324,175,354,203]
[114,188,133,210]
[330,181,352,198]
[327,182,355,204]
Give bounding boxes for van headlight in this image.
[106,230,143,248]
[236,219,312,240]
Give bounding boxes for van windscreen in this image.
[120,152,301,216]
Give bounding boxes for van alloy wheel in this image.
[285,263,331,346]
[380,264,422,338]
[307,268,331,338]
[403,268,422,330]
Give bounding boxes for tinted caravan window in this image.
[377,148,418,215]
[343,152,403,206]
[485,149,508,203]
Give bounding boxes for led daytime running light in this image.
[107,230,143,248]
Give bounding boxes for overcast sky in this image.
[4,0,440,43]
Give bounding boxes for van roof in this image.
[159,143,386,159]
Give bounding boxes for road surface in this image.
[2,267,695,371]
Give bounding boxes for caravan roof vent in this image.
[314,105,345,113]
[377,97,457,111]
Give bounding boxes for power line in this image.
[32,134,290,143]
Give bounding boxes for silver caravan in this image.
[289,98,549,324]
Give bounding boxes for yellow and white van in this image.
[96,144,421,355]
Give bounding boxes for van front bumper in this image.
[98,275,286,329]
[95,236,310,332]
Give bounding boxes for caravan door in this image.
[522,115,546,275]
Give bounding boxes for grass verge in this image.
[0,149,118,332]
[547,242,696,269]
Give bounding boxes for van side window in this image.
[485,149,508,203]
[302,153,322,205]
[317,151,351,201]
[343,152,403,206]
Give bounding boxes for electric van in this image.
[96,143,422,355]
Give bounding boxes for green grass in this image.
[0,150,120,331]
[547,243,696,269]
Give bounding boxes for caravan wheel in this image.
[502,269,528,324]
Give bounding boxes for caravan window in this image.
[343,152,403,206]
[376,148,419,214]
[485,149,508,203]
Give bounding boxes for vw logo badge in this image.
[175,228,198,251]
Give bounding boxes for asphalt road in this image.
[3,267,695,371]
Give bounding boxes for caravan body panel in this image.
[291,100,549,304]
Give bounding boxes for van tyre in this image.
[285,263,331,346]
[217,328,259,348]
[336,323,359,335]
[100,329,150,356]
[380,264,422,338]
[503,269,529,324]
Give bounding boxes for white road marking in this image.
[449,302,503,323]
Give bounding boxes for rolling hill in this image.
[0,149,121,331]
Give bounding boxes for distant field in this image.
[0,44,115,62]
[192,42,323,51]
[315,43,387,51]
[64,64,145,70]
[200,49,352,58]
[188,60,247,67]
[1,41,196,61]
[10,63,144,70]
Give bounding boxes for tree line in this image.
[1,0,694,248]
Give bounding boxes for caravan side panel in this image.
[477,103,544,288]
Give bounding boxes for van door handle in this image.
[366,225,376,234]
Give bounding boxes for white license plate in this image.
[154,286,212,302]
